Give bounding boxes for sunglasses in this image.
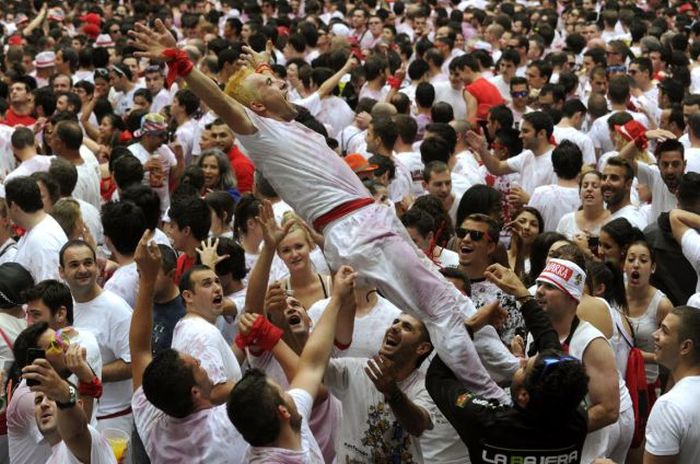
[94,68,109,79]
[511,90,528,98]
[456,228,491,242]
[533,355,579,382]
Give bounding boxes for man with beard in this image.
[468,111,557,207]
[618,135,685,222]
[602,157,648,229]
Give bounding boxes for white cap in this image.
[536,259,586,302]
[35,51,56,68]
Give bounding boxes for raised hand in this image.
[466,300,508,334]
[332,265,357,301]
[256,200,294,249]
[645,128,677,141]
[22,359,71,402]
[465,130,488,154]
[484,264,529,298]
[240,45,271,69]
[264,282,288,314]
[64,344,94,383]
[134,230,161,280]
[365,354,399,396]
[197,237,230,269]
[128,19,177,60]
[238,313,260,337]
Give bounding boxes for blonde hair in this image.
[281,212,316,249]
[50,198,82,239]
[224,67,256,106]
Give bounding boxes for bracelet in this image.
[234,315,283,351]
[162,48,194,88]
[78,376,103,399]
[255,63,273,74]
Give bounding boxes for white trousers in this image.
[324,203,508,402]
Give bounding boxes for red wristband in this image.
[255,63,273,74]
[386,76,402,90]
[235,316,283,351]
[162,48,194,89]
[78,377,103,399]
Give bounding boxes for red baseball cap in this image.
[345,153,378,175]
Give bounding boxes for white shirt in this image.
[589,110,650,154]
[646,376,700,463]
[246,389,325,463]
[73,290,133,416]
[171,315,242,385]
[395,151,426,197]
[636,162,677,222]
[505,148,557,195]
[453,150,484,187]
[609,204,648,230]
[389,156,413,202]
[14,214,68,282]
[316,96,355,139]
[681,229,700,293]
[151,88,172,114]
[433,82,468,120]
[77,198,104,246]
[127,143,178,213]
[175,119,198,166]
[684,147,700,174]
[235,108,369,225]
[324,358,433,463]
[132,386,248,463]
[553,126,597,166]
[556,211,605,240]
[308,295,401,358]
[112,85,144,117]
[71,147,102,210]
[528,184,581,232]
[488,74,512,103]
[0,313,26,360]
[104,262,138,308]
[47,425,117,464]
[0,125,16,182]
[5,154,52,182]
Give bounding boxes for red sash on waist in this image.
[312,198,374,233]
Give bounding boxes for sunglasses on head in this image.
[456,228,491,242]
[533,355,579,382]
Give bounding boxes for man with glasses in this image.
[508,76,533,126]
[427,263,589,464]
[457,214,523,344]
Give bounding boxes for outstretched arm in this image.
[317,55,359,99]
[465,130,514,176]
[290,266,356,400]
[130,230,162,391]
[130,20,256,135]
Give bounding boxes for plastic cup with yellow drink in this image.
[103,428,129,462]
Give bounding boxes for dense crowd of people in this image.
[0,0,699,462]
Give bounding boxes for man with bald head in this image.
[132,20,509,403]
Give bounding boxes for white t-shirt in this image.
[47,425,117,464]
[337,125,366,157]
[684,147,700,174]
[681,229,700,293]
[175,118,198,165]
[112,85,144,116]
[245,389,325,464]
[307,295,401,358]
[433,82,468,120]
[395,151,426,197]
[438,248,460,267]
[73,157,102,210]
[636,162,677,222]
[5,154,53,182]
[453,150,485,188]
[609,204,648,230]
[325,358,433,463]
[104,262,138,309]
[77,198,104,246]
[316,96,355,139]
[235,108,369,225]
[553,126,597,166]
[488,74,512,103]
[127,142,178,213]
[14,214,68,282]
[132,386,248,463]
[556,211,606,240]
[8,381,51,464]
[505,148,556,195]
[0,313,26,360]
[389,156,413,202]
[151,88,172,114]
[646,376,700,463]
[171,315,242,384]
[589,110,651,154]
[528,184,581,232]
[0,125,16,182]
[73,290,132,416]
